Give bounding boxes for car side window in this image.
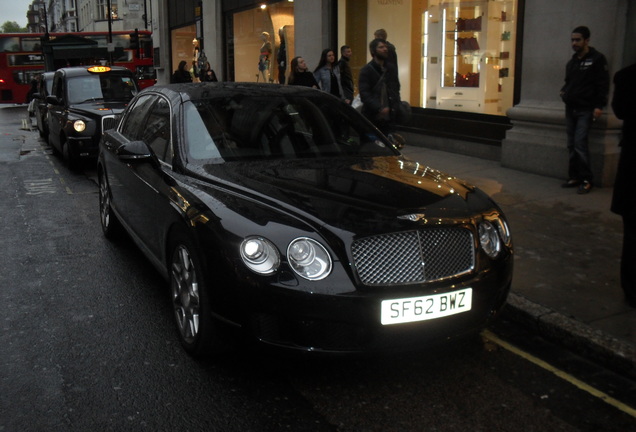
[141,97,172,163]
[184,101,222,161]
[120,94,155,141]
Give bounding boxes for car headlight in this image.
[287,237,332,280]
[478,221,502,258]
[240,237,280,275]
[73,120,86,132]
[494,218,511,246]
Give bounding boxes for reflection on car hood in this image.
[69,101,129,116]
[199,156,488,234]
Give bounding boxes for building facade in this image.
[131,0,636,185]
[26,0,149,33]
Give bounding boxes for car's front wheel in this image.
[98,169,121,239]
[169,232,228,357]
[61,137,78,171]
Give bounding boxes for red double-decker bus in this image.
[0,30,155,104]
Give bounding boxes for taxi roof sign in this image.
[87,66,111,73]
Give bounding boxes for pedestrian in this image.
[200,61,219,82]
[610,61,636,308]
[373,29,399,86]
[358,38,401,140]
[313,49,345,100]
[288,56,318,88]
[171,60,193,83]
[559,26,609,194]
[338,45,354,104]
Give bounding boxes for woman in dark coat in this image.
[171,60,193,84]
[287,56,318,88]
[199,61,218,82]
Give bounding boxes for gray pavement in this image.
[402,132,635,378]
[2,105,634,379]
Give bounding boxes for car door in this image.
[114,94,179,262]
[47,73,65,150]
[104,93,157,235]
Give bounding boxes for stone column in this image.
[501,0,629,186]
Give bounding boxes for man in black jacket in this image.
[560,26,609,194]
[611,62,636,307]
[338,45,354,104]
[359,38,401,139]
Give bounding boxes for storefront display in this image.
[231,2,295,83]
[424,0,517,115]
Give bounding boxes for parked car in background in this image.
[33,72,55,140]
[47,66,138,169]
[98,83,513,357]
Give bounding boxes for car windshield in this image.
[183,94,399,163]
[67,74,137,104]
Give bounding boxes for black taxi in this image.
[46,66,139,169]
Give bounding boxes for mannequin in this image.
[277,27,287,84]
[258,32,272,82]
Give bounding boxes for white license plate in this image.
[381,288,472,325]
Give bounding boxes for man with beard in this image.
[338,45,354,104]
[358,38,401,141]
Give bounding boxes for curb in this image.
[502,293,636,379]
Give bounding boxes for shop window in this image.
[230,2,295,84]
[422,0,517,115]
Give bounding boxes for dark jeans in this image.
[621,214,636,303]
[565,107,594,183]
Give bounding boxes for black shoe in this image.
[577,181,592,194]
[561,179,580,188]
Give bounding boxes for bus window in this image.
[112,34,129,48]
[22,37,42,52]
[0,37,20,52]
[12,70,42,86]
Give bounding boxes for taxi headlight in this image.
[240,237,280,275]
[287,237,332,281]
[479,221,502,258]
[73,120,86,132]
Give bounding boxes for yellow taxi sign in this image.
[87,66,111,73]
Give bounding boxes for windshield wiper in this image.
[78,97,105,104]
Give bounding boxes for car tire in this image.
[169,231,229,358]
[98,168,122,239]
[62,137,78,171]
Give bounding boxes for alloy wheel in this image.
[171,245,201,344]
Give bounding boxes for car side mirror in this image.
[116,140,154,162]
[46,95,60,105]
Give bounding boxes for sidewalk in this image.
[402,133,635,378]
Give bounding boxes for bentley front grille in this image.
[101,115,117,134]
[351,228,475,285]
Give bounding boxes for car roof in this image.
[55,66,134,78]
[141,82,324,103]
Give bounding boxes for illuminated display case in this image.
[423,0,516,115]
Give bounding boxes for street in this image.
[1,105,635,431]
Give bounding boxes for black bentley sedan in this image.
[47,66,138,168]
[97,83,513,357]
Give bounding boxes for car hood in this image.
[69,101,129,116]
[197,156,492,236]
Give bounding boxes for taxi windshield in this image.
[67,74,137,104]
